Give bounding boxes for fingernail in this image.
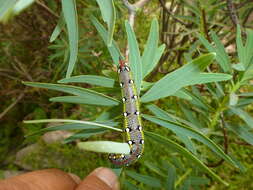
[68,173,81,184]
[92,167,119,190]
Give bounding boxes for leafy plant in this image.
[23,10,243,188]
[2,0,253,189]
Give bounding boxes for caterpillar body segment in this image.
[109,61,144,166]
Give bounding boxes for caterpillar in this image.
[108,60,144,166]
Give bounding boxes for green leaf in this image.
[232,63,245,71]
[123,181,139,190]
[236,25,253,69]
[61,0,78,78]
[23,82,119,106]
[230,107,253,129]
[50,95,117,106]
[179,103,204,128]
[147,104,197,153]
[142,18,165,78]
[58,75,115,87]
[95,0,116,45]
[143,44,165,79]
[245,29,253,68]
[188,176,210,186]
[12,0,35,15]
[236,25,245,69]
[144,161,166,177]
[125,21,142,95]
[166,165,176,190]
[146,104,200,129]
[126,170,162,188]
[210,31,231,72]
[90,15,121,64]
[198,33,231,72]
[237,98,253,107]
[0,0,17,23]
[24,119,121,132]
[78,141,130,154]
[0,0,35,23]
[50,13,65,42]
[26,123,101,137]
[142,114,241,169]
[189,87,212,111]
[145,131,229,186]
[64,128,107,143]
[141,53,215,102]
[238,92,253,97]
[112,168,122,177]
[188,73,232,85]
[173,89,192,100]
[226,124,253,146]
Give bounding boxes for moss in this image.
[21,140,109,178]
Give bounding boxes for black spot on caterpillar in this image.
[109,60,144,166]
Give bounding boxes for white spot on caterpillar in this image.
[120,82,124,87]
[123,112,130,117]
[129,79,134,84]
[137,125,142,131]
[132,95,137,100]
[128,140,133,145]
[121,154,125,158]
[135,111,140,115]
[125,127,131,132]
[117,68,122,73]
[137,154,141,158]
[122,97,127,102]
[125,66,130,72]
[140,139,144,144]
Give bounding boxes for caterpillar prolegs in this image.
[108,60,144,166]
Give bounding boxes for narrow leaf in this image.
[142,114,241,169]
[95,0,116,45]
[141,53,215,102]
[64,128,107,143]
[90,15,121,64]
[142,18,164,78]
[146,104,200,130]
[12,0,35,15]
[0,0,16,23]
[198,33,231,72]
[126,171,161,188]
[61,0,78,77]
[58,75,115,87]
[50,95,118,106]
[210,31,231,72]
[226,124,253,146]
[23,82,120,106]
[24,119,122,132]
[188,73,232,85]
[78,141,130,154]
[125,21,142,94]
[145,131,229,186]
[230,107,253,128]
[236,24,245,66]
[166,165,176,190]
[123,181,139,190]
[50,13,65,42]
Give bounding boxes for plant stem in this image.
[122,0,151,59]
[210,81,241,128]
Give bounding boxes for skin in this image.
[0,167,119,190]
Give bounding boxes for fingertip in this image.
[76,167,120,190]
[68,173,81,184]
